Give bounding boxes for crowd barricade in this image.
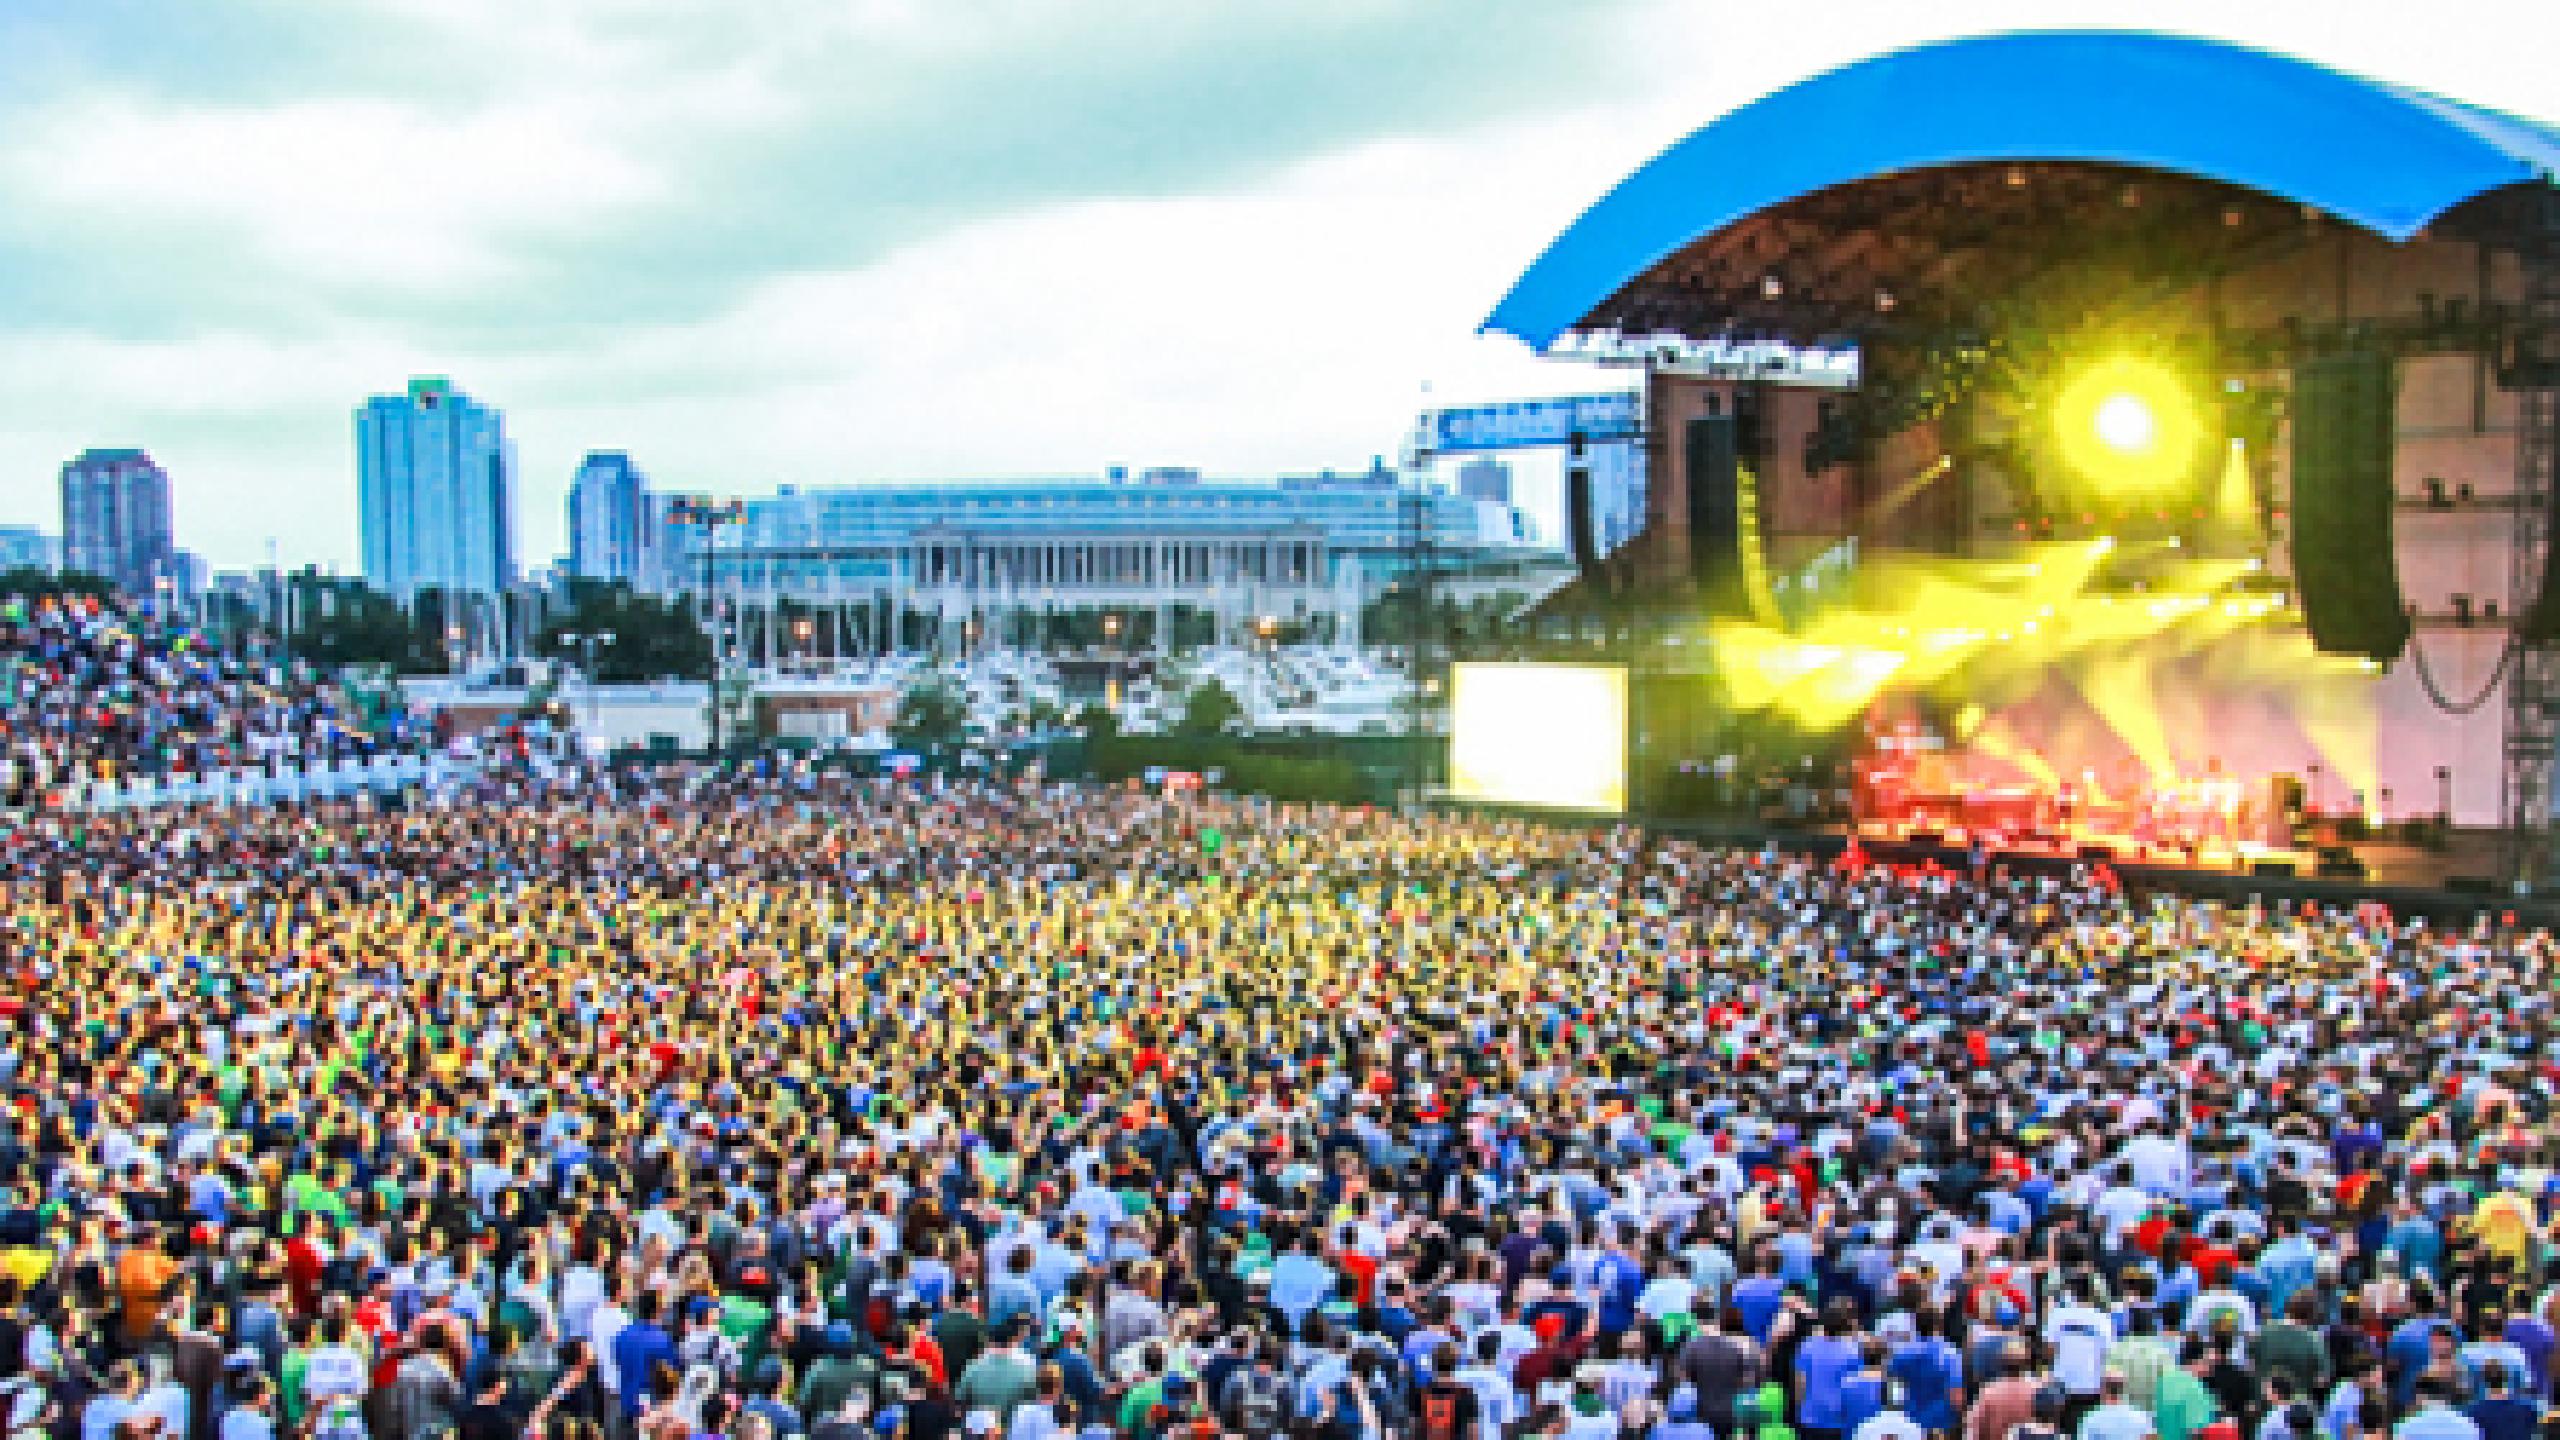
[41,754,477,813]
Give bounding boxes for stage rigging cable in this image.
[2410,632,2516,716]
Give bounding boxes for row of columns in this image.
[708,537,1372,663]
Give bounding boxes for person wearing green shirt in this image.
[951,1317,1040,1426]
[720,1289,774,1378]
[2252,1296,2329,1404]
[279,1340,311,1430]
[1740,1382,1797,1440]
[1117,1372,1171,1438]
[2151,1345,2222,1440]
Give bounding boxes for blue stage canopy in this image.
[1486,30,2560,350]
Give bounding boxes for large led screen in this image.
[1448,662,1627,813]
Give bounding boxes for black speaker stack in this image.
[2288,352,2411,662]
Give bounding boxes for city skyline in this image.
[6,2,2559,571]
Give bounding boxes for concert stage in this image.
[1482,30,2560,887]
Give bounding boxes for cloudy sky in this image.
[4,0,2557,571]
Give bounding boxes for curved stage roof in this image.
[1486,30,2560,351]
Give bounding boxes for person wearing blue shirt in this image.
[1267,1239,1334,1333]
[610,1294,678,1420]
[218,1377,277,1440]
[2258,1225,2319,1319]
[2499,1309,2554,1399]
[1888,1312,1966,1437]
[1596,1239,1647,1341]
[987,1249,1041,1337]
[1041,1321,1108,1425]
[1370,1284,1419,1347]
[81,1363,143,1440]
[2383,1205,2446,1286]
[2389,1318,2454,1410]
[2463,1364,2535,1440]
[1733,1259,1789,1345]
[1798,1305,1867,1439]
[2396,1377,2484,1440]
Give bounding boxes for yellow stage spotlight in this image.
[2052,356,2207,493]
[2094,393,2156,452]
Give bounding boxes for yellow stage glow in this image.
[1448,662,1626,813]
[2052,356,2206,492]
[2094,393,2156,452]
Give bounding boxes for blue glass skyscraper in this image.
[356,376,517,600]
[567,451,649,585]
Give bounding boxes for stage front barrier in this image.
[42,754,479,813]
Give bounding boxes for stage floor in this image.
[1843,820,2512,893]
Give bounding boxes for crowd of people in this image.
[0,715,2555,1440]
[0,590,426,806]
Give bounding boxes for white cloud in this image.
[5,0,2559,574]
[474,105,1670,556]
[6,93,667,290]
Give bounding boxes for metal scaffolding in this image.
[2501,194,2560,891]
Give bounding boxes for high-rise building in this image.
[59,448,177,594]
[567,452,650,585]
[1456,457,1513,505]
[356,376,517,601]
[1583,439,1649,554]
[0,526,57,574]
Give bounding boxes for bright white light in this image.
[1449,662,1626,813]
[2094,393,2157,452]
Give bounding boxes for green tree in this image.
[411,587,470,673]
[287,576,439,670]
[891,678,970,755]
[1075,701,1121,742]
[0,568,116,602]
[1174,677,1243,737]
[533,581,711,683]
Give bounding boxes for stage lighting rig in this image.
[2049,355,2211,495]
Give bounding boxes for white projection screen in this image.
[1448,662,1628,813]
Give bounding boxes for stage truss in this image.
[2503,198,2560,891]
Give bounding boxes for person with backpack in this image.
[1218,1341,1293,1440]
[1416,1349,1483,1440]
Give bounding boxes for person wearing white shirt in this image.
[2393,1378,2483,1440]
[2185,1291,2258,1337]
[1004,1399,1068,1440]
[2120,1126,2192,1199]
[2079,1373,2159,1440]
[1639,1273,1698,1325]
[1856,1398,1930,1440]
[2093,1180,2154,1244]
[588,1292,634,1406]
[2048,1295,2119,1401]
[1455,1342,1520,1440]
[80,1364,143,1440]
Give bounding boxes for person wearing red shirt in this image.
[282,1219,326,1316]
[2185,1234,2238,1287]
[1334,1224,1380,1307]
[2131,1207,2175,1260]
[1514,1312,1592,1397]
[880,1314,945,1389]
